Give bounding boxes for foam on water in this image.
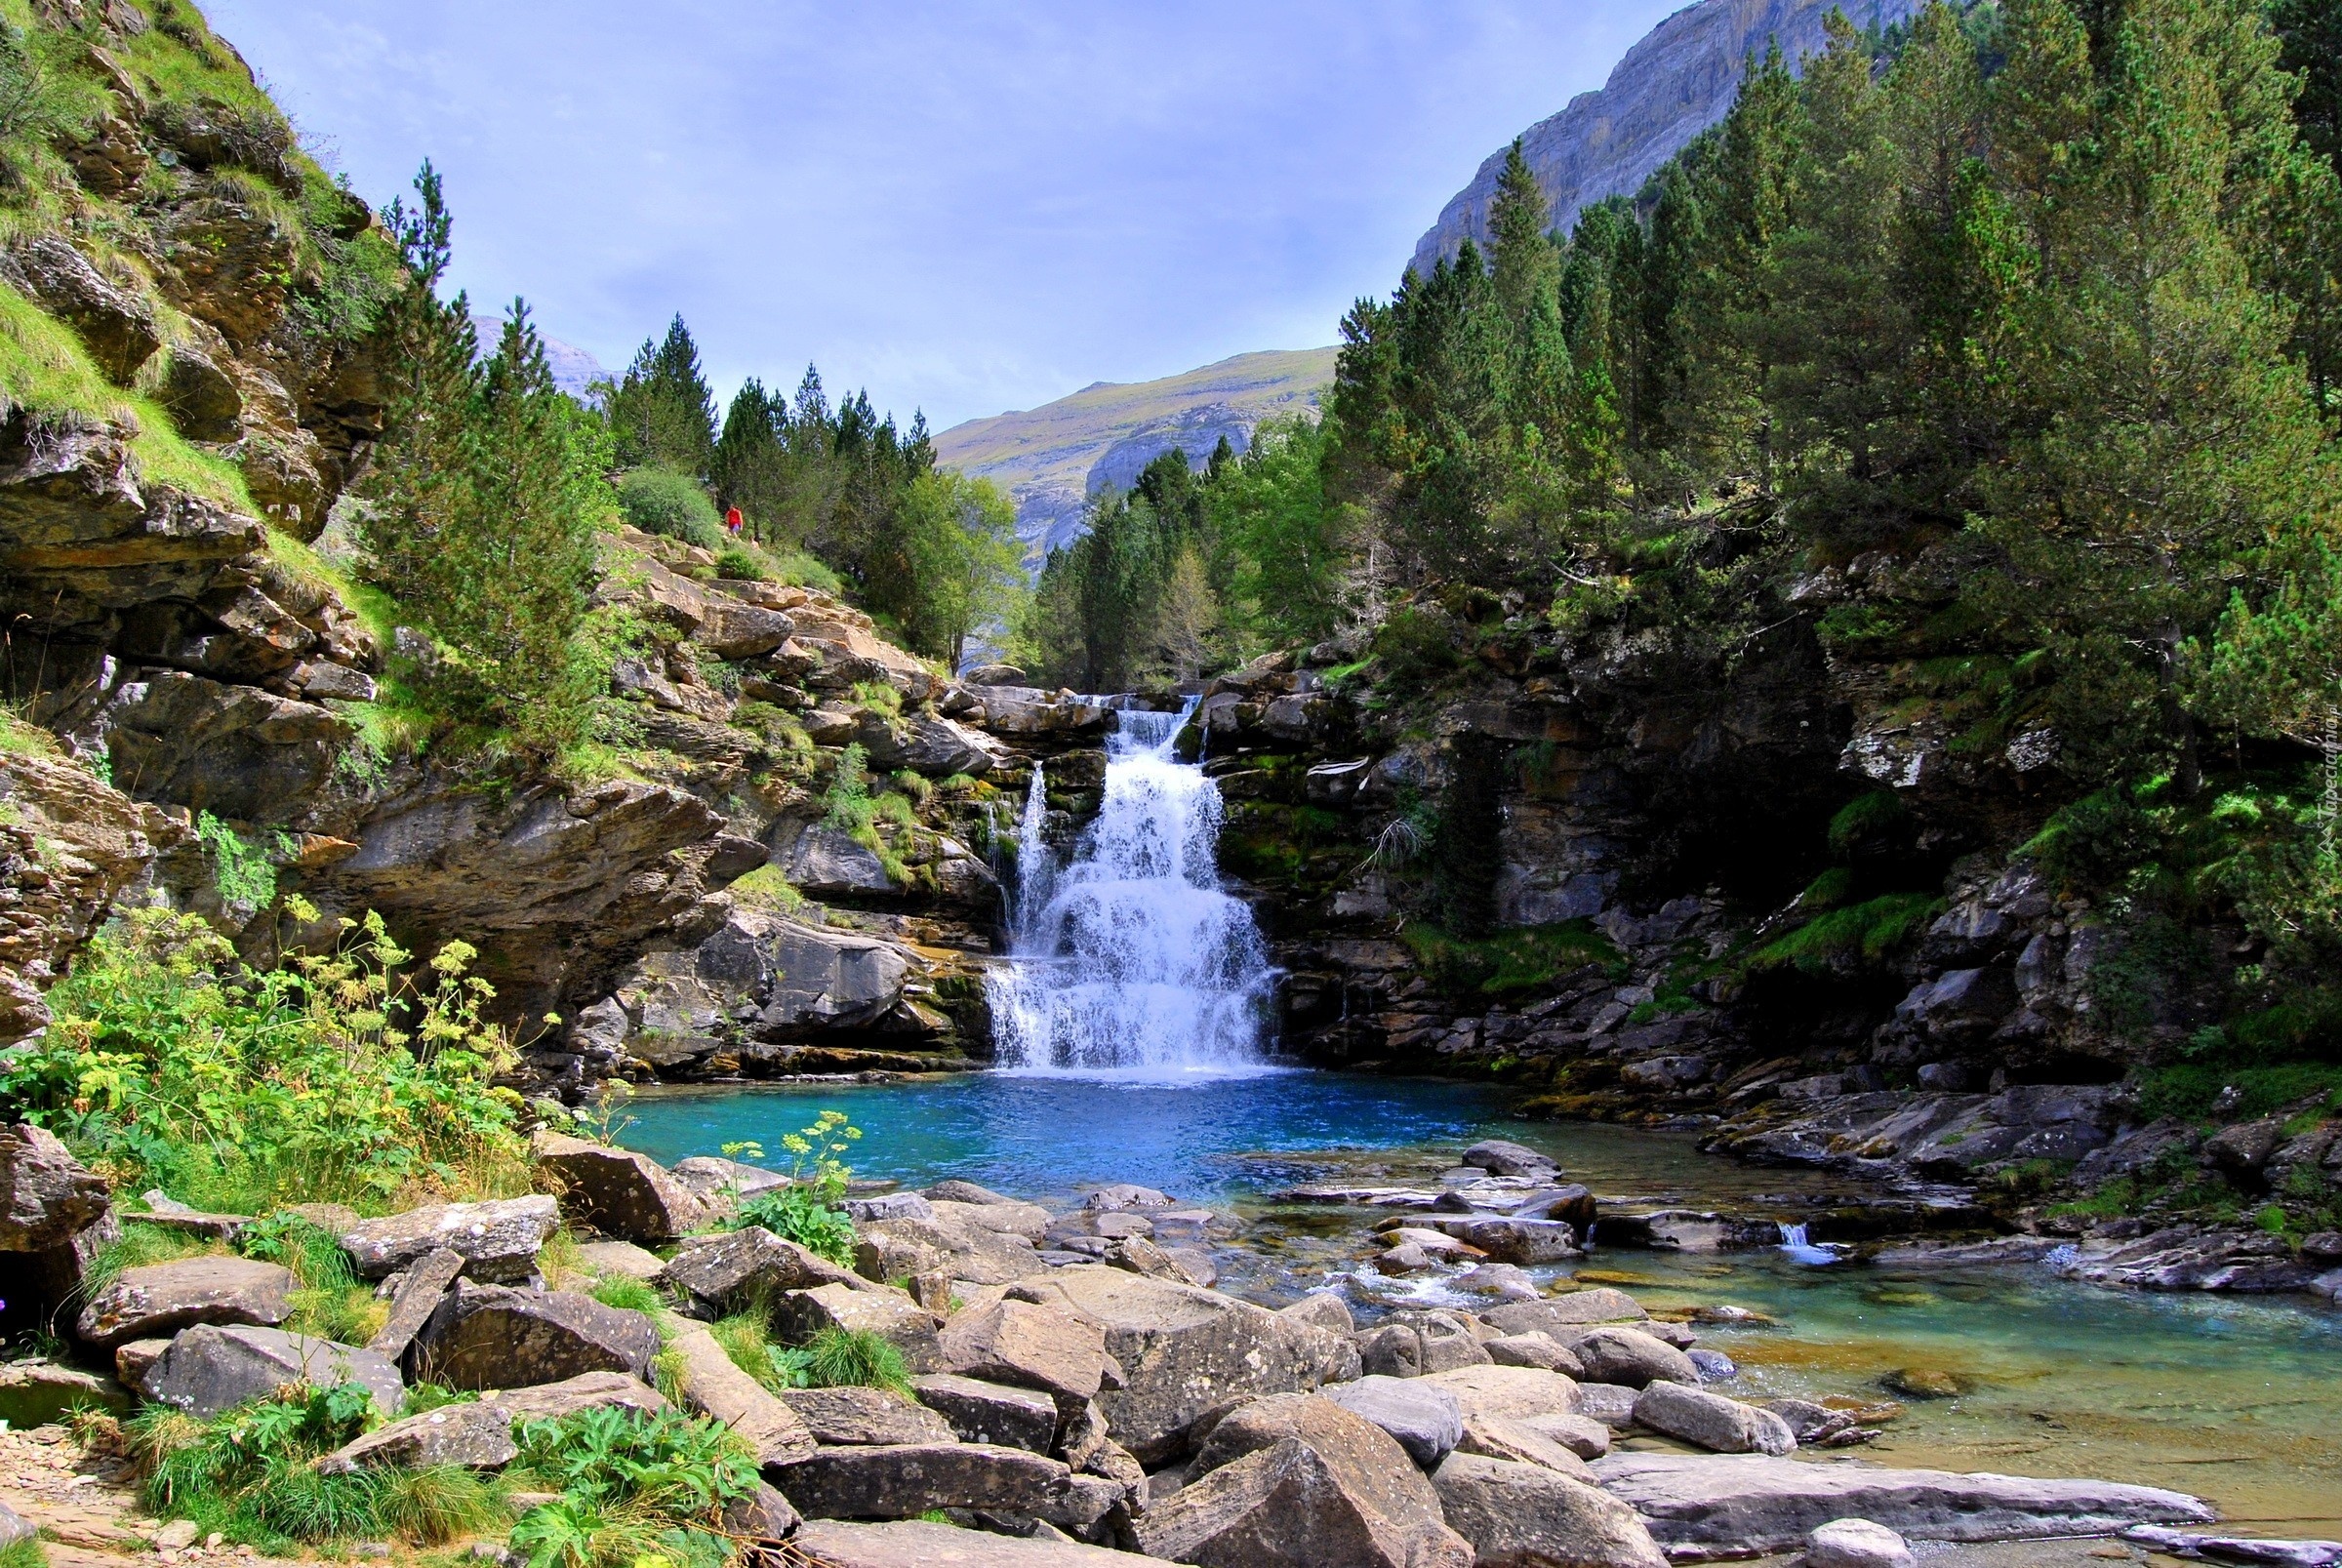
[986,702,1279,1078]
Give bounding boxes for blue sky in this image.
[206,0,1678,432]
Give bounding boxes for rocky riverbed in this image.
[9,1118,2340,1568]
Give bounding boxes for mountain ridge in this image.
[1411,0,1922,276]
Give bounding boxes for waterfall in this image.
[1778,1222,1841,1266]
[986,703,1278,1075]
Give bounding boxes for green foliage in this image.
[1827,792,1907,859]
[714,544,766,580]
[618,465,723,549]
[801,1326,912,1395]
[359,165,612,757]
[587,1274,664,1313]
[239,1212,381,1343]
[1400,920,1624,1000]
[193,812,293,917]
[134,1382,497,1549]
[890,469,1024,668]
[605,315,718,479]
[0,1534,45,1568]
[710,1108,861,1263]
[0,905,528,1213]
[1746,892,1945,975]
[506,1406,757,1568]
[2134,1062,2342,1120]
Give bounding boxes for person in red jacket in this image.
[724,505,744,537]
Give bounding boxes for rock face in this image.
[413,1282,660,1389]
[1433,1451,1670,1568]
[1034,1266,1352,1463]
[143,1324,405,1420]
[0,751,166,1053]
[0,1123,112,1250]
[1589,1452,2215,1552]
[1412,0,1924,275]
[75,1257,295,1348]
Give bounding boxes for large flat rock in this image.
[1588,1453,2215,1555]
[794,1519,1146,1565]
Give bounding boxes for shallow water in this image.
[619,1071,2342,1536]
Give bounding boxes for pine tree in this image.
[1488,141,1560,337]
[608,313,717,477]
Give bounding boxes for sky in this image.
[204,0,1681,433]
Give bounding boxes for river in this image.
[621,704,2342,1539]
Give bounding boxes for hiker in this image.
[725,505,744,536]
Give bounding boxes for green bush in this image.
[618,467,723,549]
[0,905,530,1214]
[720,1185,857,1266]
[713,545,766,581]
[506,1406,757,1568]
[1745,892,1944,976]
[132,1383,497,1549]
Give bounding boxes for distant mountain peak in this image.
[1412,0,1920,277]
[933,348,1337,559]
[469,313,610,402]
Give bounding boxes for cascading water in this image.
[986,703,1278,1075]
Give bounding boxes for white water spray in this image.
[987,704,1277,1075]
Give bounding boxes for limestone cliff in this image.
[1410,0,1922,276]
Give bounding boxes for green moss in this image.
[2132,1063,2342,1122]
[1797,865,1858,909]
[1401,920,1625,1000]
[1746,891,1943,975]
[1826,791,1906,858]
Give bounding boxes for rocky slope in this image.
[933,348,1335,558]
[1410,0,1924,275]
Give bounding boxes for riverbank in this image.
[614,1074,2342,1540]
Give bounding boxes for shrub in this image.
[133,1383,497,1549]
[506,1406,757,1568]
[618,467,722,549]
[0,904,530,1214]
[713,545,766,581]
[803,1326,911,1395]
[710,1111,860,1264]
[238,1213,384,1343]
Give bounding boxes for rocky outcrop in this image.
[141,1323,405,1420]
[1411,0,1923,275]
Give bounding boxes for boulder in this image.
[1686,1348,1738,1384]
[1452,1412,1594,1479]
[670,1156,790,1209]
[773,1441,1075,1520]
[1520,1412,1611,1461]
[531,1132,706,1242]
[1588,1453,2214,1553]
[75,1256,294,1348]
[1430,1217,1582,1265]
[0,236,161,382]
[1631,1381,1796,1456]
[483,1371,670,1423]
[661,1321,818,1463]
[846,1191,936,1223]
[573,1240,667,1282]
[1082,1184,1173,1212]
[143,1324,404,1420]
[114,1339,171,1395]
[0,1123,111,1250]
[1276,1292,1354,1335]
[0,1501,29,1552]
[860,1214,1045,1287]
[938,1298,1121,1407]
[316,1400,519,1473]
[930,1198,1056,1243]
[1486,1332,1584,1376]
[1433,1451,1669,1568]
[1033,1266,1353,1463]
[1464,1140,1559,1178]
[722,1481,804,1542]
[775,1385,959,1446]
[1482,1290,1647,1337]
[0,1359,128,1425]
[912,1373,1063,1453]
[1136,1423,1474,1568]
[1568,1327,1698,1389]
[413,1282,660,1388]
[660,1226,869,1314]
[926,1180,1012,1205]
[1357,1311,1492,1378]
[1420,1365,1581,1427]
[341,1195,560,1282]
[1807,1517,1917,1568]
[367,1246,464,1361]
[778,1282,943,1372]
[794,1518,1138,1566]
[1320,1375,1464,1468]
